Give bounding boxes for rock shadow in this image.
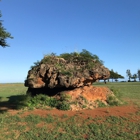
[0,87,75,113]
[26,87,75,96]
[0,95,27,113]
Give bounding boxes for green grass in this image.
[0,82,140,139]
[0,83,27,97]
[0,112,139,140]
[94,82,140,98]
[1,82,139,99]
[0,82,140,107]
[0,83,27,111]
[94,82,140,105]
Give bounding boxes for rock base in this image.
[27,86,121,111]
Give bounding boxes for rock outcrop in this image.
[23,51,122,110]
[25,53,110,91]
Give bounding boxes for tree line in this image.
[108,69,140,82]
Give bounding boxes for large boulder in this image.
[25,51,110,92]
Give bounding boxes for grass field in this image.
[0,111,140,140]
[94,82,140,99]
[1,82,139,105]
[94,82,140,106]
[0,82,140,99]
[0,82,140,139]
[0,83,27,98]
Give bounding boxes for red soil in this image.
[6,104,139,120]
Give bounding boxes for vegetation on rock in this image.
[25,49,110,91]
[24,50,113,110]
[30,49,103,71]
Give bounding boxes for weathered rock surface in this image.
[25,55,110,90]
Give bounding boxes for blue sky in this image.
[0,0,140,83]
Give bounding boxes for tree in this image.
[131,74,137,82]
[110,69,124,82]
[126,69,132,82]
[110,69,115,82]
[0,11,13,47]
[138,70,140,81]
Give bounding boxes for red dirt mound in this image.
[59,85,118,110]
[65,85,112,101]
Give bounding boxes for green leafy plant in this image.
[59,93,71,102]
[95,100,107,107]
[11,93,72,110]
[82,105,87,108]
[79,95,88,104]
[56,93,71,110]
[10,94,57,109]
[57,101,71,110]
[30,60,41,69]
[106,95,120,106]
[0,11,13,48]
[60,70,72,77]
[60,49,103,67]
